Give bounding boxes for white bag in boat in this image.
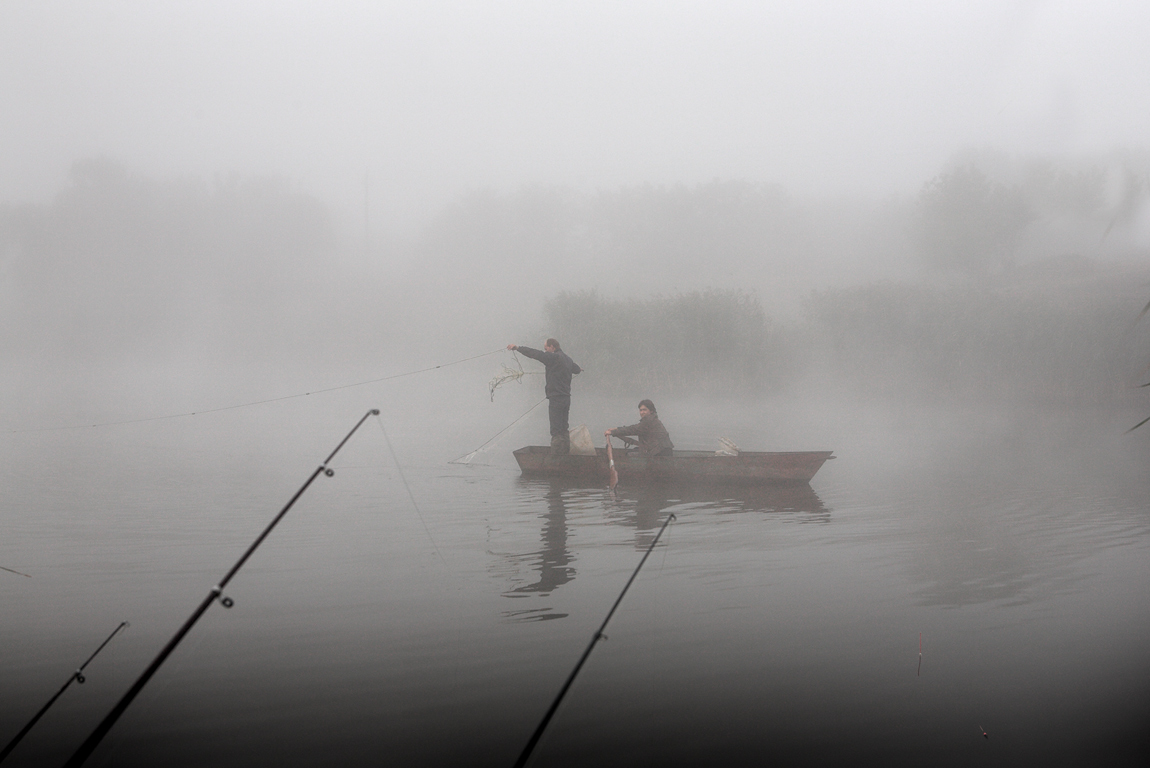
[569,425,596,455]
[716,437,740,456]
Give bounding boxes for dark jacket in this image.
[609,414,674,457]
[516,346,582,399]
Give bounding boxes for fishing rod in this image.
[512,512,676,768]
[63,409,379,768]
[0,621,129,764]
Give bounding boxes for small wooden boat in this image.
[513,446,834,485]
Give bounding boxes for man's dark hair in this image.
[638,399,656,415]
[546,338,561,351]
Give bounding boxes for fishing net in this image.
[488,352,542,402]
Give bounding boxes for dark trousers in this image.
[548,396,571,453]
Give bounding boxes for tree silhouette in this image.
[914,164,1033,274]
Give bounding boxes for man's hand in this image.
[507,344,518,351]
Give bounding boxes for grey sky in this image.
[3,1,1148,229]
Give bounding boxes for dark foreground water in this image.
[2,385,1149,767]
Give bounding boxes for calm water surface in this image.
[2,389,1149,767]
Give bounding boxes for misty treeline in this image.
[414,148,1150,296]
[800,273,1148,406]
[429,149,1148,407]
[912,151,1149,273]
[539,275,1147,407]
[2,153,1148,414]
[541,289,785,397]
[1,158,339,368]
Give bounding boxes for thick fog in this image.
[5,7,1150,766]
[3,1,1150,428]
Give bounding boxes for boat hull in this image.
[512,446,834,485]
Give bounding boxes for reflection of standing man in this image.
[507,338,582,454]
[506,480,575,596]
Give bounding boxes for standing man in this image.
[507,338,582,454]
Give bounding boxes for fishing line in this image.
[63,409,378,768]
[512,512,676,768]
[5,349,504,435]
[449,398,546,464]
[658,517,674,574]
[371,419,466,721]
[0,621,129,764]
[374,414,444,563]
[1,566,32,578]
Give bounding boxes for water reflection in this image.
[609,482,831,547]
[665,482,828,518]
[497,479,577,622]
[506,479,576,596]
[497,478,831,620]
[505,477,829,561]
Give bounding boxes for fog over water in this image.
[3,2,1150,766]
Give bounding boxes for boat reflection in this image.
[608,481,831,548]
[500,479,830,599]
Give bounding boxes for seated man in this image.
[605,399,674,457]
